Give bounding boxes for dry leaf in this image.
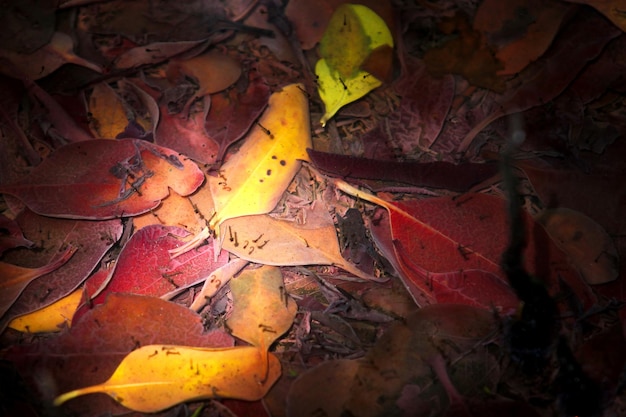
[537,207,619,285]
[8,287,82,333]
[221,203,385,281]
[208,83,311,235]
[88,82,129,139]
[0,246,76,319]
[227,265,298,350]
[167,49,242,97]
[54,345,281,413]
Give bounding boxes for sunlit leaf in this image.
[316,3,393,126]
[227,265,298,350]
[8,287,82,333]
[221,203,385,281]
[53,345,280,412]
[208,83,311,235]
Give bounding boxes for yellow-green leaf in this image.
[54,345,281,413]
[227,265,298,350]
[316,3,393,126]
[208,83,311,236]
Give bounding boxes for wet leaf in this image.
[537,208,619,285]
[0,246,76,319]
[0,139,204,219]
[88,82,130,139]
[208,83,311,235]
[8,287,82,333]
[54,345,281,412]
[227,265,298,350]
[316,4,393,125]
[221,203,384,281]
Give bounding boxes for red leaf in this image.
[205,69,270,162]
[308,149,498,192]
[0,139,204,219]
[0,213,33,255]
[155,102,220,165]
[368,193,595,313]
[82,225,229,309]
[3,293,234,416]
[459,9,621,153]
[0,209,122,332]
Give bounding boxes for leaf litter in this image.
[0,1,625,417]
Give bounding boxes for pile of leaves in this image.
[1,0,625,416]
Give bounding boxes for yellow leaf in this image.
[88,82,130,139]
[227,265,298,350]
[8,287,82,333]
[54,345,281,413]
[316,3,393,126]
[221,203,386,281]
[208,83,311,235]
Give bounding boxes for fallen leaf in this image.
[335,180,595,312]
[0,32,102,79]
[0,209,122,332]
[0,0,56,54]
[227,265,298,350]
[537,208,619,285]
[0,246,76,319]
[53,345,281,412]
[0,139,204,219]
[473,0,574,75]
[0,213,33,255]
[133,190,205,234]
[8,287,82,333]
[156,101,220,165]
[316,3,393,125]
[167,49,242,97]
[307,149,498,192]
[564,0,626,31]
[113,39,207,69]
[459,10,621,153]
[88,82,130,139]
[4,293,234,416]
[84,225,229,307]
[221,202,384,281]
[205,69,270,162]
[208,83,311,234]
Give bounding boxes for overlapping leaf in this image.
[0,139,204,219]
[221,203,385,281]
[208,83,311,234]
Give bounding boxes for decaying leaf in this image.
[53,345,281,413]
[227,265,298,350]
[208,83,311,235]
[316,3,393,126]
[537,208,619,285]
[221,203,385,281]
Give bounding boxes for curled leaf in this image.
[208,83,311,234]
[54,345,281,413]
